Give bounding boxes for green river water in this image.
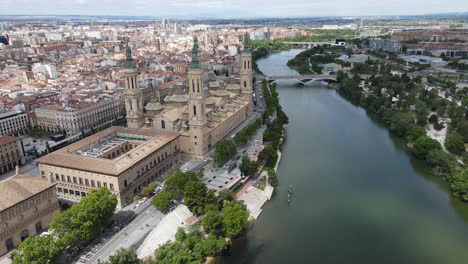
[219,49,468,264]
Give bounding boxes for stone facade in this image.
[0,136,26,174]
[35,98,124,135]
[36,127,181,208]
[123,37,254,157]
[0,174,59,256]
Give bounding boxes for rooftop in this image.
[0,174,56,212]
[36,127,179,176]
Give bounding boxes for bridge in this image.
[283,41,331,49]
[266,74,338,85]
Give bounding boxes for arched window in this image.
[193,105,197,116]
[161,119,166,129]
[20,229,29,242]
[35,222,42,234]
[5,238,14,251]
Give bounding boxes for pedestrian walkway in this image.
[136,205,195,260]
[238,185,270,220]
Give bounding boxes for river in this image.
[218,49,468,264]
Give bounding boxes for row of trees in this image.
[234,119,262,145]
[258,82,289,169]
[12,188,118,264]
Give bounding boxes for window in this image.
[91,180,95,187]
[124,180,127,187]
[81,192,86,197]
[67,176,71,182]
[64,189,69,194]
[41,171,45,176]
[193,105,197,116]
[55,174,59,181]
[110,184,114,190]
[79,178,83,184]
[73,177,77,184]
[103,182,108,188]
[57,187,62,193]
[97,181,101,187]
[61,175,65,181]
[161,119,165,129]
[85,179,89,186]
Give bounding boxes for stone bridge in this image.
[266,74,338,85]
[283,41,331,49]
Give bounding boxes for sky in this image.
[1,0,467,18]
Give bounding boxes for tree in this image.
[390,112,414,137]
[412,136,441,159]
[151,191,173,211]
[218,189,235,202]
[12,235,63,264]
[194,235,227,257]
[222,201,249,238]
[183,181,215,214]
[202,209,224,235]
[415,101,428,126]
[142,182,158,197]
[407,126,425,142]
[239,155,251,175]
[104,248,141,264]
[428,114,438,124]
[450,168,468,201]
[445,131,466,155]
[258,144,278,168]
[50,188,117,247]
[426,149,456,174]
[214,139,237,167]
[457,120,468,143]
[165,169,203,199]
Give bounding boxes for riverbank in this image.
[220,48,468,264]
[285,46,468,202]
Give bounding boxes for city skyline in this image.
[1,0,468,18]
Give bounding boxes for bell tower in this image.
[188,37,207,156]
[240,34,253,114]
[123,44,144,129]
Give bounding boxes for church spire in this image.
[124,44,137,69]
[243,33,251,53]
[190,36,201,69]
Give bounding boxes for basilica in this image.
[123,37,254,157]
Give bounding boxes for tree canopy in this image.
[50,187,117,247]
[12,235,63,264]
[151,191,173,211]
[412,135,441,159]
[183,181,216,214]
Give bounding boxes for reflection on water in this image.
[219,49,468,264]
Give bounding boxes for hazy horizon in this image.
[1,0,468,19]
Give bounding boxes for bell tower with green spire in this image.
[188,37,207,156]
[123,44,144,129]
[240,34,253,114]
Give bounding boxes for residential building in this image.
[35,98,124,135]
[0,173,59,256]
[369,38,401,53]
[0,111,29,136]
[36,126,181,208]
[0,136,25,174]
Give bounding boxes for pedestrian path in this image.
[136,205,194,260]
[239,185,270,220]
